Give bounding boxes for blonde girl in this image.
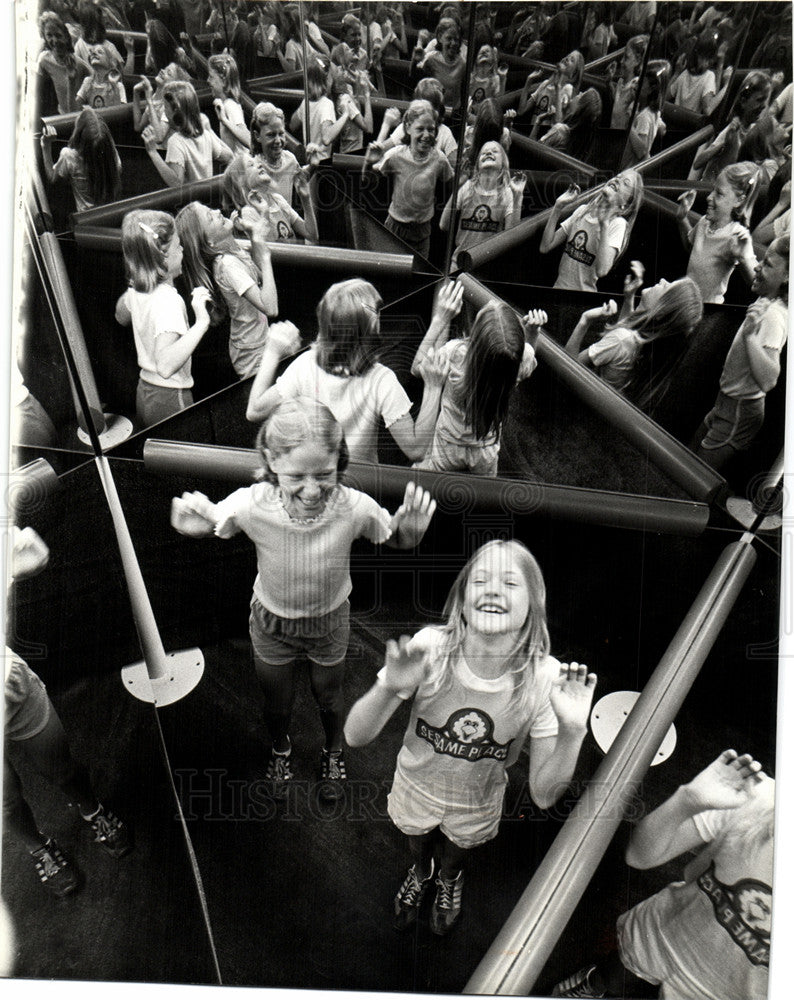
[249,102,304,204]
[691,71,772,183]
[608,34,647,130]
[411,283,543,476]
[170,398,437,800]
[246,278,447,466]
[115,210,211,426]
[621,60,670,168]
[540,171,644,292]
[289,60,350,163]
[678,162,761,304]
[565,276,704,396]
[37,10,91,114]
[143,80,233,187]
[39,108,121,212]
[223,152,318,244]
[132,62,191,150]
[208,52,251,155]
[345,539,596,935]
[517,49,585,140]
[468,44,506,112]
[366,99,454,259]
[175,201,278,380]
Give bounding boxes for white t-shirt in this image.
[453,181,516,262]
[165,114,232,183]
[623,107,664,166]
[587,327,644,392]
[719,297,788,399]
[274,347,412,464]
[76,75,127,109]
[381,626,560,808]
[214,483,392,617]
[213,253,268,379]
[670,69,717,115]
[217,97,249,155]
[555,205,627,292]
[118,283,193,389]
[295,96,336,160]
[686,217,756,305]
[618,806,772,1000]
[390,121,458,162]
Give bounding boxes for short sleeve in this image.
[373,366,412,427]
[274,350,312,397]
[271,192,302,227]
[606,216,627,252]
[437,150,454,182]
[518,342,537,381]
[559,205,585,238]
[588,330,622,368]
[165,134,186,171]
[224,99,245,129]
[116,80,127,104]
[773,209,790,238]
[153,286,189,339]
[692,808,730,844]
[352,490,393,545]
[216,255,256,298]
[318,97,336,127]
[373,145,399,175]
[76,78,90,103]
[208,127,233,161]
[632,109,652,138]
[757,301,788,352]
[213,486,253,538]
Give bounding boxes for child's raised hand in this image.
[522,309,547,331]
[381,635,426,698]
[677,188,697,218]
[434,280,464,324]
[9,526,50,580]
[191,286,212,315]
[364,141,384,167]
[305,142,325,167]
[141,125,158,151]
[266,321,301,358]
[549,662,597,732]
[503,108,518,122]
[293,167,311,200]
[623,259,645,294]
[391,482,436,547]
[555,183,580,209]
[684,750,766,812]
[383,106,402,128]
[509,170,527,195]
[170,492,218,537]
[416,345,450,387]
[727,228,751,262]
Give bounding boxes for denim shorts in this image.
[249,598,350,667]
[700,392,765,453]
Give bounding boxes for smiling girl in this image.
[249,102,304,204]
[345,539,596,935]
[171,399,436,800]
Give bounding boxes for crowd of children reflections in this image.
[5,1,790,996]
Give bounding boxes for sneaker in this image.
[429,869,464,936]
[551,965,606,998]
[265,742,294,798]
[393,859,435,931]
[318,748,347,803]
[31,839,79,898]
[82,804,132,859]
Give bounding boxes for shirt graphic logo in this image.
[461,204,500,234]
[91,94,106,108]
[537,93,550,113]
[416,708,512,762]
[276,220,292,240]
[566,230,595,266]
[697,861,771,967]
[471,86,485,104]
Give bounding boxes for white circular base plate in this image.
[121,649,205,706]
[590,690,677,766]
[76,413,134,450]
[725,497,782,532]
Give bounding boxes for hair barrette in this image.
[139,221,157,237]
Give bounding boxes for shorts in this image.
[417,435,499,477]
[700,392,765,453]
[136,379,194,428]
[386,766,505,850]
[4,655,52,742]
[385,214,432,259]
[249,598,350,667]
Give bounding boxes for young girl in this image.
[413,17,466,112]
[553,750,774,999]
[678,162,760,304]
[223,152,318,245]
[541,88,602,162]
[375,78,459,166]
[580,2,616,62]
[246,278,447,465]
[73,1,133,75]
[367,100,454,259]
[37,10,91,114]
[249,102,304,205]
[208,53,251,155]
[143,80,233,187]
[132,62,191,149]
[518,50,584,140]
[694,236,788,472]
[411,282,544,476]
[75,42,127,109]
[540,171,644,293]
[39,109,121,212]
[468,44,506,112]
[621,59,670,168]
[441,142,524,268]
[459,98,513,179]
[608,34,647,130]
[289,61,350,164]
[170,398,437,799]
[565,276,703,395]
[345,539,596,934]
[175,201,278,380]
[115,209,211,426]
[691,71,772,183]
[330,67,374,156]
[669,31,729,117]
